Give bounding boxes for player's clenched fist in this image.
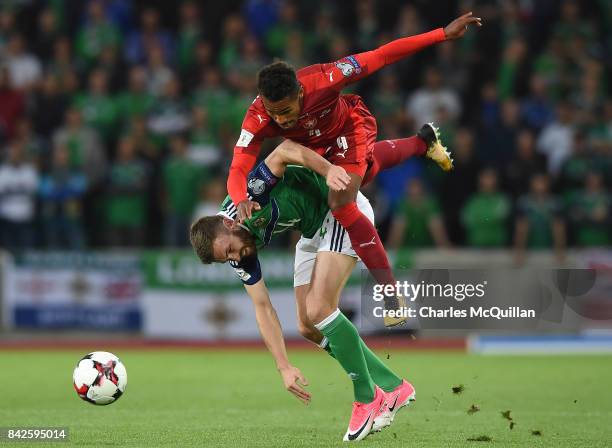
[443,12,482,40]
[279,365,311,404]
[325,165,351,192]
[236,200,261,223]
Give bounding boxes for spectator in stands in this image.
[163,134,204,246]
[537,102,576,175]
[558,132,597,196]
[105,137,148,247]
[520,74,554,131]
[182,39,213,91]
[47,37,81,94]
[0,140,39,250]
[264,1,302,57]
[513,173,566,264]
[97,45,127,92]
[52,107,107,186]
[406,67,461,131]
[192,177,227,222]
[39,145,86,249]
[496,37,528,100]
[31,74,69,139]
[226,36,266,91]
[283,31,309,69]
[388,178,450,249]
[33,7,61,61]
[0,66,24,142]
[118,66,156,122]
[370,72,405,136]
[355,0,378,50]
[219,14,246,72]
[568,172,610,247]
[0,9,17,57]
[145,43,173,97]
[479,98,521,168]
[192,68,231,141]
[504,129,547,198]
[4,34,42,92]
[589,100,612,153]
[461,168,510,247]
[75,0,121,67]
[148,76,191,138]
[440,128,481,245]
[125,7,173,66]
[176,1,204,76]
[187,106,221,169]
[124,116,160,162]
[435,41,468,94]
[14,118,45,167]
[73,69,119,145]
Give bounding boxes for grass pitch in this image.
[0,349,611,447]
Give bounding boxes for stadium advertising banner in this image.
[141,250,362,340]
[2,252,142,330]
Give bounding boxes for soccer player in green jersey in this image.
[189,132,454,440]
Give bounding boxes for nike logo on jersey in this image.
[328,71,334,82]
[257,114,266,124]
[347,411,373,441]
[359,236,376,247]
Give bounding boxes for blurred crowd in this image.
[0,0,610,254]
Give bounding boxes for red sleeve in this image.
[318,28,446,90]
[226,101,271,204]
[228,151,258,204]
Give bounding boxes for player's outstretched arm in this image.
[244,279,311,404]
[333,12,481,87]
[265,139,351,191]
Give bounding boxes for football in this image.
[73,351,127,405]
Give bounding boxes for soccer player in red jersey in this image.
[227,12,481,288]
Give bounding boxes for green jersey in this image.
[219,166,329,248]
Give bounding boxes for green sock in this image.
[359,341,403,392]
[321,336,402,393]
[316,310,375,403]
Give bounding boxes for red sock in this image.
[362,136,426,185]
[332,202,395,285]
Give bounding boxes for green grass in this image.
[0,350,611,447]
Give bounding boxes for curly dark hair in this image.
[257,61,299,101]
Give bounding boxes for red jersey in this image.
[228,28,446,204]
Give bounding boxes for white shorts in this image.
[293,192,374,287]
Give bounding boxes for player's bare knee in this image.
[297,321,320,344]
[306,299,334,326]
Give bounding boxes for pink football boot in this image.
[343,386,387,442]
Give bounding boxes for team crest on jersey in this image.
[252,216,267,228]
[248,177,266,195]
[302,116,318,129]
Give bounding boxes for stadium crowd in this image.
[0,0,609,254]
